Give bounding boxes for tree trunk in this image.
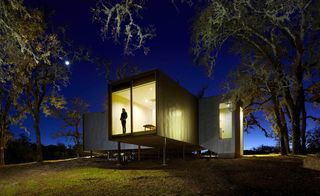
[279,132,287,155]
[34,112,43,162]
[301,101,307,154]
[271,93,289,155]
[75,125,80,158]
[293,56,304,154]
[0,125,5,166]
[284,96,301,154]
[283,130,290,154]
[291,113,302,154]
[291,82,304,155]
[280,108,290,154]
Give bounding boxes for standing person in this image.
[120,108,128,133]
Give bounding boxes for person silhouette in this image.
[120,108,128,133]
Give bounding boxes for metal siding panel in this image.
[198,96,236,155]
[83,112,107,150]
[156,72,198,145]
[83,112,139,150]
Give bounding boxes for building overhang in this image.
[112,133,202,152]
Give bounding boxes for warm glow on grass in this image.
[242,153,281,157]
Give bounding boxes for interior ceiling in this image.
[113,82,156,109]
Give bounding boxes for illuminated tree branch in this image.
[93,0,155,55]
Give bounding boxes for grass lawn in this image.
[0,156,320,195]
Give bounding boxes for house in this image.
[84,70,243,161]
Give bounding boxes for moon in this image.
[64,60,70,66]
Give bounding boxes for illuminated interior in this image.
[132,81,156,132]
[219,103,232,139]
[111,80,156,135]
[111,88,131,135]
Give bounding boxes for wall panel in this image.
[83,112,139,151]
[156,72,198,145]
[198,96,236,156]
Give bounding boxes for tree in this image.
[0,1,47,166]
[227,60,290,154]
[192,0,320,154]
[53,97,89,157]
[10,9,69,163]
[306,127,320,153]
[0,60,29,165]
[24,52,69,162]
[5,134,35,164]
[0,0,53,66]
[92,0,155,55]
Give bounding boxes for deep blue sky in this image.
[13,0,295,149]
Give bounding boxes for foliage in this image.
[1,0,70,164]
[0,0,56,66]
[244,145,280,155]
[42,143,76,161]
[92,0,196,55]
[0,1,49,166]
[116,62,141,79]
[53,97,89,157]
[5,134,35,164]
[92,0,155,55]
[22,18,69,162]
[192,0,320,154]
[4,134,77,164]
[306,128,320,153]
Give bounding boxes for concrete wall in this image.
[156,71,198,145]
[83,112,140,151]
[198,96,242,157]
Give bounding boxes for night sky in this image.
[16,0,313,150]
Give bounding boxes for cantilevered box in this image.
[109,70,198,150]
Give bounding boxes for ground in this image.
[0,156,319,195]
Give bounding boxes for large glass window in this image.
[111,88,131,135]
[111,78,156,136]
[219,103,232,139]
[132,81,156,132]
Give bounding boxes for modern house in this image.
[84,70,243,160]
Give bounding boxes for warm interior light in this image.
[219,103,232,139]
[133,82,156,132]
[111,89,131,135]
[111,81,156,135]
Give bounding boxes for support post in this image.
[138,145,141,161]
[162,137,167,166]
[182,144,185,160]
[117,142,121,165]
[90,150,93,158]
